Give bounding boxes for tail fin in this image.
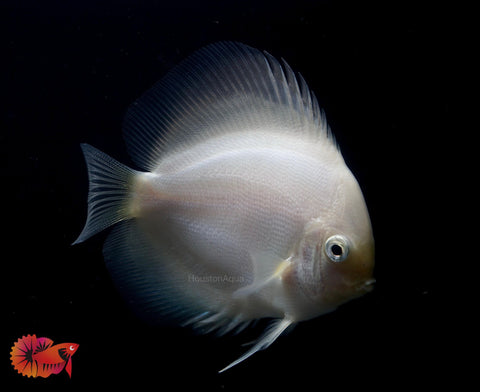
[10,334,54,378]
[11,334,38,377]
[73,144,139,244]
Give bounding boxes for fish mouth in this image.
[356,278,376,293]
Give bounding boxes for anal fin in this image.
[103,219,209,326]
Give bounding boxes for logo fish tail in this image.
[10,334,39,378]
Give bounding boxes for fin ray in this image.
[123,41,332,170]
[73,144,139,244]
[219,318,294,373]
[10,334,37,378]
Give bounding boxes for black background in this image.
[2,0,459,389]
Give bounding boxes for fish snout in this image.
[357,278,376,293]
[67,343,79,355]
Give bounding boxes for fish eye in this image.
[325,235,349,263]
[69,345,75,351]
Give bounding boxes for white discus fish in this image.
[74,41,375,372]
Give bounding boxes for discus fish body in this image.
[74,42,374,371]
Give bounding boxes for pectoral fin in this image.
[233,252,291,298]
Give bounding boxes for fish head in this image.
[64,343,79,356]
[290,168,374,317]
[317,231,375,305]
[317,168,375,307]
[56,343,79,363]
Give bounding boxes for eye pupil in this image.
[331,244,343,256]
[325,235,350,262]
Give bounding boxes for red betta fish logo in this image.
[10,334,79,378]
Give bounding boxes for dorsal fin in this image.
[123,41,333,171]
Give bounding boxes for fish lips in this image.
[356,278,376,293]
